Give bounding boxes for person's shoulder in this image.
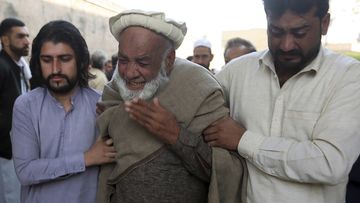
[98,70,109,82]
[218,51,263,79]
[170,57,222,91]
[173,57,214,78]
[0,55,11,72]
[228,51,262,67]
[90,68,108,82]
[81,87,101,100]
[14,88,45,108]
[173,58,219,84]
[322,48,360,73]
[323,48,359,65]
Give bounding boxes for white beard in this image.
[114,62,169,101]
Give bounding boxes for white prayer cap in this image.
[194,38,212,49]
[109,9,187,49]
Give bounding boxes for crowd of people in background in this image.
[1,0,360,203]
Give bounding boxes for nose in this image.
[24,36,31,46]
[198,58,205,64]
[279,34,296,52]
[123,62,139,80]
[52,58,60,74]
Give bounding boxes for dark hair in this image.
[30,20,92,89]
[0,18,25,36]
[263,0,329,19]
[111,53,118,69]
[224,37,256,56]
[90,50,106,70]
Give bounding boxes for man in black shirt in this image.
[0,17,30,203]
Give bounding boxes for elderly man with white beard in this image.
[96,10,247,203]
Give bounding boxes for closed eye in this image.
[291,27,308,38]
[269,26,284,37]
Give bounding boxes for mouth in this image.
[49,75,66,83]
[51,77,64,83]
[278,54,301,62]
[126,80,145,91]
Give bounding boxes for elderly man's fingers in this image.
[105,152,117,158]
[105,138,114,145]
[207,140,219,147]
[203,133,218,142]
[125,101,152,119]
[152,97,164,110]
[203,125,218,135]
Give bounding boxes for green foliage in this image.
[344,51,360,61]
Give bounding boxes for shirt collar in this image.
[45,86,81,108]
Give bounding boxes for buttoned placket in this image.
[270,73,286,138]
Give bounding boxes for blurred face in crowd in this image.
[103,60,113,73]
[40,41,78,94]
[224,46,251,64]
[1,26,30,59]
[267,7,330,72]
[193,46,213,69]
[115,26,174,100]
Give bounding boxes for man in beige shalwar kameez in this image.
[96,10,247,203]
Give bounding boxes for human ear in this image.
[321,13,331,35]
[165,49,175,71]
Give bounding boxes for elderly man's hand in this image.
[124,97,180,144]
[203,117,246,151]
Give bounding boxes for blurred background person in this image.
[186,55,193,61]
[224,37,257,64]
[89,49,108,92]
[103,59,113,81]
[0,17,30,203]
[192,38,214,71]
[347,158,360,202]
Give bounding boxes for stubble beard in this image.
[272,41,321,73]
[10,44,29,57]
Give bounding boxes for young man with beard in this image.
[96,10,247,203]
[192,38,214,71]
[203,0,360,203]
[11,20,116,203]
[0,18,30,203]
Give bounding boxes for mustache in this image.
[48,74,68,79]
[275,49,303,57]
[47,74,71,83]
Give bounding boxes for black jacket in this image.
[0,50,22,159]
[347,157,360,203]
